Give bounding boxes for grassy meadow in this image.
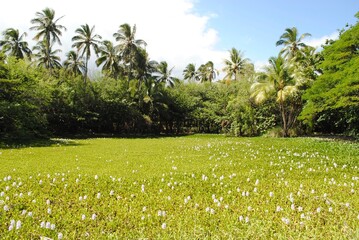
[0,135,358,239]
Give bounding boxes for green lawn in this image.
[0,135,358,239]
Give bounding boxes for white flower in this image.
[50,223,55,230]
[345,203,350,208]
[161,222,167,229]
[281,217,290,225]
[94,175,98,180]
[316,207,321,213]
[47,208,52,214]
[58,232,63,239]
[239,215,244,222]
[79,196,83,201]
[27,212,33,217]
[245,216,250,223]
[81,214,86,220]
[91,213,97,220]
[276,206,282,212]
[255,179,259,185]
[110,190,114,196]
[329,207,333,212]
[46,199,50,205]
[297,206,303,212]
[269,192,274,197]
[247,206,252,211]
[40,221,45,228]
[4,205,9,211]
[46,221,51,229]
[8,224,14,231]
[142,206,147,212]
[97,193,101,199]
[141,185,145,192]
[16,220,21,230]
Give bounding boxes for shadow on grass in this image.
[54,132,195,140]
[0,137,82,149]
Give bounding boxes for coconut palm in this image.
[202,61,218,83]
[223,48,250,81]
[113,23,146,80]
[155,61,176,88]
[30,8,66,51]
[33,40,62,70]
[63,50,85,76]
[251,55,298,137]
[276,27,311,60]
[0,28,32,59]
[183,63,198,82]
[96,40,122,79]
[72,24,102,83]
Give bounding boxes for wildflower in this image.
[4,205,9,211]
[16,220,21,230]
[161,222,167,229]
[94,175,98,180]
[47,208,52,214]
[141,185,145,193]
[239,215,244,222]
[245,216,250,223]
[27,212,33,217]
[281,217,290,225]
[329,207,333,212]
[97,193,101,199]
[91,213,97,220]
[46,199,51,205]
[81,214,86,220]
[46,221,51,229]
[110,190,114,196]
[269,192,274,197]
[50,223,55,230]
[40,221,45,228]
[58,232,63,239]
[276,206,282,212]
[316,207,321,213]
[297,206,303,212]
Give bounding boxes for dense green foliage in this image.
[0,135,358,238]
[301,20,359,136]
[0,8,358,139]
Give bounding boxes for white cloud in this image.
[254,60,269,72]
[304,32,339,49]
[0,0,228,78]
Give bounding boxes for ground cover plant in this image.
[0,135,358,239]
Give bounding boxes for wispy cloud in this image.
[304,32,339,49]
[0,0,228,78]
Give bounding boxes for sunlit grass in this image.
[0,135,358,239]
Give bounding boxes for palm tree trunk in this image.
[84,55,88,85]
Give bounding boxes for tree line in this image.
[0,8,358,139]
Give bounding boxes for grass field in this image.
[0,135,358,239]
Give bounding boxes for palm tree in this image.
[223,48,250,81]
[250,55,297,137]
[30,8,66,54]
[33,40,62,70]
[155,61,176,87]
[96,40,121,79]
[72,24,102,83]
[183,63,198,82]
[113,23,146,80]
[201,61,218,83]
[276,27,311,60]
[0,28,32,59]
[63,50,85,76]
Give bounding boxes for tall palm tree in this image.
[155,61,176,88]
[33,40,62,70]
[72,24,102,83]
[113,23,146,80]
[183,63,198,82]
[0,28,32,59]
[223,48,250,81]
[63,50,85,76]
[96,40,121,79]
[30,8,66,56]
[250,55,297,137]
[276,27,311,60]
[202,61,218,83]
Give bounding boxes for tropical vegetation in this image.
[0,8,358,139]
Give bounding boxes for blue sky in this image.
[195,0,358,65]
[0,0,357,77]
